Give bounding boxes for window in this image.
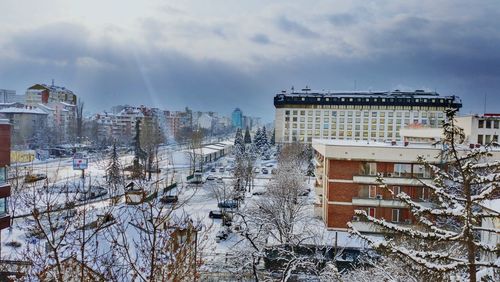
[418,187,429,200]
[478,135,484,145]
[0,197,7,215]
[479,120,484,128]
[0,167,6,183]
[486,120,492,129]
[368,185,377,198]
[391,186,401,199]
[494,121,499,129]
[414,165,431,178]
[368,207,376,217]
[485,135,492,144]
[362,162,377,175]
[394,164,412,177]
[392,209,400,222]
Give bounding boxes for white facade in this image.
[276,107,447,143]
[456,115,500,145]
[274,90,461,144]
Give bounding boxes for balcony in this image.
[352,174,433,186]
[352,197,434,208]
[350,219,413,233]
[352,197,407,208]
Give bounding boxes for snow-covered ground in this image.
[1,148,369,278]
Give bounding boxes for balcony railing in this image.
[353,174,433,186]
[352,197,434,208]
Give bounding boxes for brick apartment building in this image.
[312,139,484,232]
[0,119,11,230]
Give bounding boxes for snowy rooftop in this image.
[0,107,48,115]
[312,139,443,150]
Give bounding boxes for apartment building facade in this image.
[274,89,462,144]
[25,83,77,106]
[0,119,11,230]
[312,139,451,232]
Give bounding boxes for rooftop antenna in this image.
[484,93,487,114]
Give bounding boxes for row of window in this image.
[361,185,430,200]
[477,134,499,145]
[285,109,444,119]
[285,96,450,104]
[361,162,432,178]
[285,116,441,126]
[364,207,402,223]
[478,119,500,129]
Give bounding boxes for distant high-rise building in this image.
[274,88,462,143]
[232,108,243,128]
[0,89,16,103]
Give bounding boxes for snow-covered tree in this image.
[131,119,146,179]
[107,142,122,202]
[244,126,252,144]
[348,109,500,281]
[270,129,276,146]
[234,127,245,158]
[253,127,262,150]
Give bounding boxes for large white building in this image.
[456,114,500,145]
[274,89,462,143]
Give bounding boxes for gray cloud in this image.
[250,33,271,45]
[275,16,319,38]
[327,13,358,26]
[1,2,500,121]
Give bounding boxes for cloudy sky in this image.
[0,0,499,120]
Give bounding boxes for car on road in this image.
[252,190,266,196]
[24,173,47,183]
[218,200,238,209]
[78,187,108,201]
[219,167,225,173]
[206,174,215,181]
[161,195,179,204]
[266,163,274,167]
[210,168,217,172]
[209,210,223,219]
[261,168,268,174]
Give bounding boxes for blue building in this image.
[231,108,243,128]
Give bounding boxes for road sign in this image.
[73,158,88,170]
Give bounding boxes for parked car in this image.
[219,167,225,173]
[210,168,217,172]
[252,190,266,196]
[24,173,47,183]
[209,210,223,219]
[206,174,215,181]
[266,163,274,167]
[160,195,179,204]
[215,229,229,242]
[261,168,269,174]
[254,168,260,173]
[78,187,108,201]
[218,200,238,209]
[271,168,278,174]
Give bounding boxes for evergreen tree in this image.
[234,128,245,158]
[261,126,269,148]
[270,129,276,146]
[253,127,262,150]
[349,109,500,281]
[107,142,121,185]
[131,119,146,179]
[244,126,252,144]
